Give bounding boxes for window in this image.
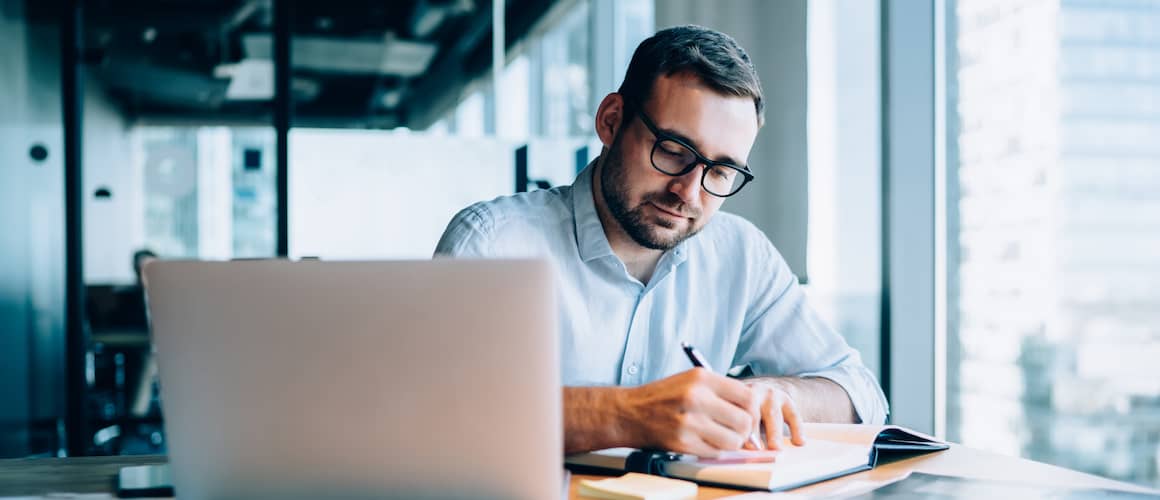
[136,127,276,264]
[946,0,1160,487]
[807,0,884,380]
[287,0,655,260]
[539,0,591,138]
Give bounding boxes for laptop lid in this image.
[144,259,560,500]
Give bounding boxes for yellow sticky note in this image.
[579,472,698,500]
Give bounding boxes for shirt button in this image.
[627,364,639,375]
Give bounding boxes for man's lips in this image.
[651,202,691,219]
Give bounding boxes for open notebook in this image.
[565,424,948,492]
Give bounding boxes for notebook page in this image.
[666,438,871,490]
[801,424,942,447]
[798,423,884,446]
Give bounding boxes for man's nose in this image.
[668,165,704,204]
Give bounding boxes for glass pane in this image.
[286,0,630,259]
[540,1,590,138]
[135,127,276,261]
[81,1,276,456]
[947,0,1160,487]
[806,0,883,379]
[287,2,517,260]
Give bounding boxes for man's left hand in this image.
[743,380,806,450]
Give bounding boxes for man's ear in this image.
[594,93,625,148]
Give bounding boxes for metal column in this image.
[61,0,88,457]
[274,0,291,257]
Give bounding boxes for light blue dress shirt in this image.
[435,162,888,424]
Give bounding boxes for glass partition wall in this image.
[1,0,652,458]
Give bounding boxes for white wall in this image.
[288,130,519,260]
[82,83,142,284]
[653,0,810,277]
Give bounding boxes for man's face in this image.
[600,74,759,250]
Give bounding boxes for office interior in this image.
[1,0,1157,490]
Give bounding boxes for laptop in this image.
[143,259,560,500]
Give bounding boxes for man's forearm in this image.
[748,377,859,423]
[563,386,639,454]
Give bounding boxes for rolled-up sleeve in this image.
[434,204,494,258]
[731,240,888,425]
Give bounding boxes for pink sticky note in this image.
[697,450,779,464]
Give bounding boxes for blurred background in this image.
[0,0,1157,488]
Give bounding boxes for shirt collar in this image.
[571,158,692,270]
[572,159,616,262]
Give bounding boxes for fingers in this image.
[656,371,811,458]
[678,431,722,458]
[694,413,747,454]
[678,369,762,454]
[782,395,806,446]
[758,386,806,449]
[705,372,762,416]
[762,391,786,450]
[697,370,763,441]
[699,386,757,439]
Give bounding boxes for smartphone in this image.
[116,464,174,498]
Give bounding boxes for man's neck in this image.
[617,246,664,285]
[591,159,664,284]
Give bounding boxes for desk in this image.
[570,444,1157,498]
[1,446,1155,498]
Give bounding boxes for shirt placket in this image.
[618,286,653,386]
[613,248,684,386]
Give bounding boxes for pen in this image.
[680,342,765,450]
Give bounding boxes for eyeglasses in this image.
[630,104,755,198]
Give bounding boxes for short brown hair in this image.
[618,25,764,127]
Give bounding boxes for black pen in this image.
[680,342,765,450]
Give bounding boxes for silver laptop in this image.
[143,259,560,500]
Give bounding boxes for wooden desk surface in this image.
[570,444,1158,498]
[1,445,1154,499]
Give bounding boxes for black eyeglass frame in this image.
[628,102,756,198]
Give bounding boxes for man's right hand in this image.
[620,368,763,457]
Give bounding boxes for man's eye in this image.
[709,166,735,179]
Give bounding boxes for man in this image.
[435,25,887,456]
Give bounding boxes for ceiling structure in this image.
[30,0,556,129]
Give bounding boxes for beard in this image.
[599,135,704,251]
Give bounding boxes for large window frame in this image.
[881,0,950,436]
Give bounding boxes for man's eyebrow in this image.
[655,125,748,168]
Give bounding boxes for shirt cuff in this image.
[798,365,889,425]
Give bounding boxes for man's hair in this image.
[617,25,764,127]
